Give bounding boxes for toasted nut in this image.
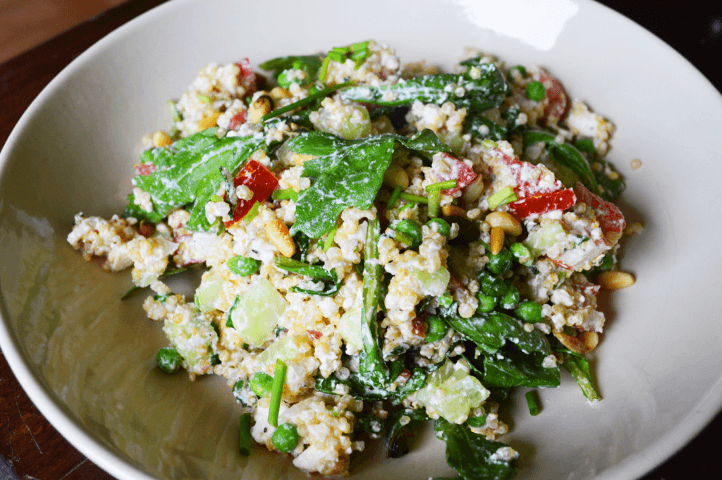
[485,211,522,236]
[553,331,599,355]
[292,153,316,166]
[490,226,505,255]
[441,205,466,218]
[270,87,292,100]
[152,131,173,147]
[605,231,623,245]
[265,219,296,257]
[383,165,410,189]
[249,95,273,123]
[597,271,635,290]
[461,175,484,204]
[197,112,220,131]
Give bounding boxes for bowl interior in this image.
[2,0,722,479]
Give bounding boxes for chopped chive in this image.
[394,231,415,246]
[525,391,540,416]
[268,359,287,428]
[399,192,428,204]
[487,186,518,209]
[210,194,223,202]
[351,41,370,52]
[243,201,260,222]
[272,188,298,202]
[239,412,252,456]
[196,94,211,103]
[262,81,354,122]
[388,186,402,209]
[328,51,346,63]
[168,100,182,122]
[398,201,415,212]
[428,188,441,218]
[324,224,339,251]
[425,180,457,192]
[331,46,351,54]
[350,50,368,61]
[318,56,331,83]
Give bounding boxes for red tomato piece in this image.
[432,153,477,195]
[225,160,279,227]
[507,188,576,219]
[308,330,323,339]
[488,148,563,198]
[574,182,625,245]
[227,110,247,130]
[134,163,156,176]
[236,58,257,97]
[137,221,155,237]
[538,70,569,126]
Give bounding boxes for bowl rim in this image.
[1,1,722,479]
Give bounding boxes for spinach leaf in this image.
[434,418,518,480]
[342,63,509,113]
[464,112,507,141]
[259,54,323,83]
[482,348,560,389]
[288,129,449,238]
[574,139,625,201]
[275,257,335,283]
[385,408,429,459]
[123,193,166,223]
[523,130,600,195]
[292,231,312,263]
[131,129,265,231]
[442,311,551,356]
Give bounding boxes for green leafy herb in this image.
[464,112,507,141]
[385,408,429,459]
[434,418,518,480]
[525,391,540,416]
[259,54,323,86]
[342,62,510,113]
[482,347,560,388]
[561,351,602,402]
[261,81,354,122]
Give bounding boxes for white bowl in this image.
[2,0,722,479]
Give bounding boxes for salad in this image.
[67,40,636,479]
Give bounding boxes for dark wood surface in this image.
[0,1,719,479]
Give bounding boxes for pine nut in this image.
[441,205,466,217]
[197,112,220,131]
[553,330,599,354]
[152,131,172,147]
[265,218,296,257]
[490,226,504,255]
[597,271,635,290]
[249,95,273,123]
[270,87,292,100]
[461,175,484,204]
[485,211,522,236]
[383,165,410,189]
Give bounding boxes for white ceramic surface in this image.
[1,0,722,479]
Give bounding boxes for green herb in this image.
[487,186,517,209]
[196,94,211,103]
[399,192,428,204]
[387,185,402,209]
[168,99,182,122]
[259,54,323,87]
[324,224,339,251]
[428,188,441,218]
[275,257,335,283]
[243,201,260,223]
[426,180,458,191]
[227,256,262,276]
[268,359,287,427]
[272,188,298,201]
[525,391,540,416]
[482,347,560,388]
[239,413,252,457]
[342,62,510,113]
[385,409,429,459]
[434,418,518,480]
[261,81,354,122]
[464,112,508,141]
[287,129,448,238]
[561,351,602,402]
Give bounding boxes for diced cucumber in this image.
[229,278,288,347]
[410,266,450,297]
[162,307,218,374]
[195,269,225,313]
[337,308,362,351]
[258,335,307,366]
[523,221,567,258]
[416,358,489,424]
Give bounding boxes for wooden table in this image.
[1,1,720,478]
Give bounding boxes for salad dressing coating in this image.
[68,40,635,479]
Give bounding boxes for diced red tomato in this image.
[225,160,279,227]
[308,330,322,339]
[138,221,155,237]
[488,148,563,198]
[574,182,625,245]
[432,153,477,195]
[227,110,247,130]
[236,58,257,97]
[538,70,569,126]
[134,163,156,176]
[508,188,576,219]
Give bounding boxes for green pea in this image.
[425,316,448,343]
[437,293,453,307]
[510,242,533,266]
[487,248,513,276]
[228,256,262,276]
[500,284,520,310]
[156,347,183,374]
[526,81,546,102]
[478,271,507,297]
[466,414,488,428]
[476,293,496,313]
[392,219,423,247]
[271,423,300,453]
[426,218,451,237]
[232,380,244,399]
[594,254,614,272]
[515,300,542,323]
[250,372,274,397]
[507,65,527,81]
